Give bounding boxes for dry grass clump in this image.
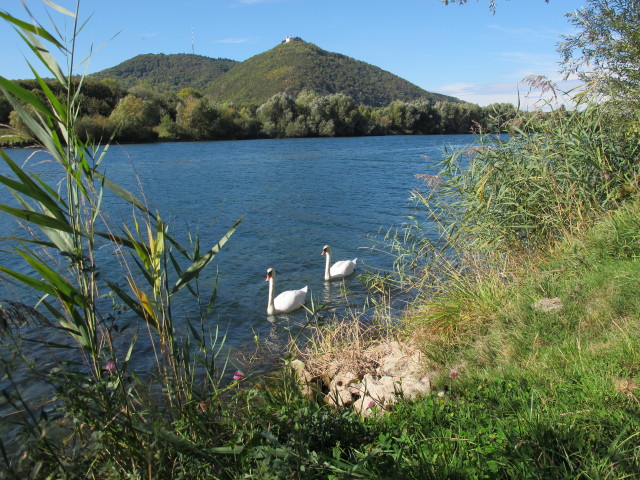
[290,312,435,415]
[0,300,51,332]
[614,378,639,399]
[293,312,401,382]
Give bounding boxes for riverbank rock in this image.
[532,297,563,312]
[294,340,434,417]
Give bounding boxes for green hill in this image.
[89,40,461,107]
[89,53,238,92]
[205,39,460,107]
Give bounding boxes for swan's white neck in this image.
[267,276,276,315]
[324,250,332,281]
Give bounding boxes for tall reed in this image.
[0,2,241,476]
[364,88,640,362]
[440,99,640,254]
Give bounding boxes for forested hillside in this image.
[89,53,238,92]
[204,38,459,107]
[86,39,459,107]
[1,75,519,146]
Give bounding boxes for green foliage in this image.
[14,78,125,117]
[438,101,640,253]
[0,3,242,478]
[108,94,159,142]
[256,92,297,138]
[559,0,640,114]
[435,101,483,134]
[204,40,461,107]
[175,94,219,140]
[2,78,511,146]
[89,53,238,92]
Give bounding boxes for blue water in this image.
[0,135,476,364]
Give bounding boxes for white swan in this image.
[265,268,308,315]
[322,245,357,281]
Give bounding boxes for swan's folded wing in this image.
[273,286,308,312]
[329,259,357,278]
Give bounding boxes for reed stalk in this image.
[0,2,241,475]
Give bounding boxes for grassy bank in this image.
[370,200,640,478]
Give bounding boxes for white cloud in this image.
[438,77,583,109]
[487,24,562,41]
[216,37,254,44]
[493,51,560,76]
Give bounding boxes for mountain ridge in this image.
[89,39,462,107]
[89,53,238,92]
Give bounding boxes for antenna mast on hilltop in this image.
[191,25,195,54]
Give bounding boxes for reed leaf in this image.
[206,276,219,314]
[168,250,195,297]
[0,83,63,158]
[0,11,64,49]
[95,171,153,217]
[10,195,74,254]
[16,249,89,307]
[40,300,83,341]
[0,265,58,298]
[0,76,53,119]
[42,0,76,18]
[127,281,157,324]
[32,71,67,124]
[106,281,147,322]
[0,204,73,234]
[171,217,242,294]
[94,230,136,250]
[130,255,156,287]
[0,151,69,220]
[18,26,67,84]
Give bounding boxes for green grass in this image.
[372,200,640,479]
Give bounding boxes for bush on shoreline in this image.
[0,80,525,146]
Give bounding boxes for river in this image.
[0,134,476,369]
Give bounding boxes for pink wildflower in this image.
[104,361,116,373]
[233,370,244,381]
[368,400,376,408]
[449,369,459,379]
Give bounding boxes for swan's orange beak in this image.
[321,250,326,255]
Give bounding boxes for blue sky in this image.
[0,0,587,107]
